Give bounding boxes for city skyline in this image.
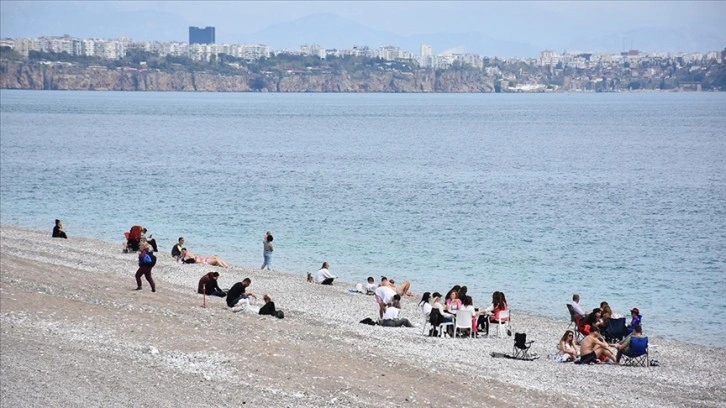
[1,1,725,57]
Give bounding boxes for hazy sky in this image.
[1,1,724,54]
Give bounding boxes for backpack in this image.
[140,252,156,267]
[275,310,285,319]
[148,252,157,267]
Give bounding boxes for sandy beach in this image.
[1,225,724,407]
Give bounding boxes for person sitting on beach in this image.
[487,291,509,332]
[600,301,613,326]
[365,276,377,294]
[460,295,477,336]
[197,271,226,298]
[316,261,336,285]
[457,286,468,300]
[258,294,277,316]
[614,324,645,363]
[570,294,586,319]
[171,237,185,260]
[578,328,616,364]
[583,308,604,334]
[445,285,461,304]
[52,219,67,239]
[226,278,257,308]
[430,292,454,336]
[419,292,432,317]
[555,330,579,362]
[140,228,158,253]
[180,248,229,268]
[374,282,398,320]
[380,295,414,328]
[626,307,642,335]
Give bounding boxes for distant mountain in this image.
[566,27,726,54]
[244,13,541,57]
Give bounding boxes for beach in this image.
[1,225,724,408]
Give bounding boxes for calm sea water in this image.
[1,90,725,347]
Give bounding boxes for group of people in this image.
[560,293,647,365]
[171,236,230,267]
[419,287,509,337]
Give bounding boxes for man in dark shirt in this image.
[226,278,257,308]
[171,237,185,260]
[197,271,226,297]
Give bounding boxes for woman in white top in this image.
[555,330,579,362]
[419,292,433,316]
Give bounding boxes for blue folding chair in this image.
[621,336,649,367]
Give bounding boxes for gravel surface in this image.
[1,226,724,407]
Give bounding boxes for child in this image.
[365,276,376,294]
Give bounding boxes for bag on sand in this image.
[275,310,285,319]
[359,317,377,326]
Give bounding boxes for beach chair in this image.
[604,317,627,343]
[491,309,510,338]
[124,225,142,252]
[428,308,454,337]
[420,308,431,335]
[454,309,475,338]
[566,304,584,344]
[512,332,538,360]
[621,336,649,367]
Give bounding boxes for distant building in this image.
[189,26,215,45]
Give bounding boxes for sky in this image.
[1,1,725,56]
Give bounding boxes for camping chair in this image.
[604,317,627,343]
[491,309,510,338]
[420,307,431,335]
[566,304,584,344]
[621,336,649,367]
[454,309,475,338]
[512,332,537,360]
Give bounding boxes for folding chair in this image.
[428,308,454,337]
[421,309,431,335]
[566,304,584,344]
[604,317,627,344]
[454,309,475,338]
[512,332,538,360]
[621,336,649,367]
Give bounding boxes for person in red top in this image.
[197,272,226,297]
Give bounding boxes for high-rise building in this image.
[189,26,215,45]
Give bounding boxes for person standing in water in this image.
[261,231,274,270]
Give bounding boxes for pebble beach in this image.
[1,225,724,407]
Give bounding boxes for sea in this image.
[1,90,724,348]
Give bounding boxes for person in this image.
[488,291,509,334]
[555,330,579,362]
[258,294,277,316]
[445,290,462,312]
[430,292,454,336]
[171,237,185,260]
[140,228,158,252]
[460,295,477,336]
[626,307,642,335]
[197,271,226,297]
[600,301,613,326]
[380,295,414,327]
[457,286,468,300]
[419,292,432,317]
[52,219,67,239]
[374,282,397,320]
[134,242,156,292]
[180,248,229,268]
[365,276,377,294]
[615,325,645,363]
[445,285,461,304]
[316,261,336,285]
[261,231,274,270]
[583,308,604,333]
[578,328,616,364]
[226,278,257,308]
[125,225,143,252]
[571,294,586,319]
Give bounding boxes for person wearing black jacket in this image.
[171,237,184,260]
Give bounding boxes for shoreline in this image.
[2,225,725,407]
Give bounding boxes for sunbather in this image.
[180,248,229,268]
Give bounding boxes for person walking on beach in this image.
[261,231,274,270]
[134,242,156,292]
[52,219,67,239]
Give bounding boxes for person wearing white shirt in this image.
[316,261,336,285]
[375,284,397,319]
[365,276,377,294]
[571,294,586,318]
[380,296,414,327]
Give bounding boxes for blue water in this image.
[1,90,725,347]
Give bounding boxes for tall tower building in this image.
[189,26,215,45]
[420,44,433,68]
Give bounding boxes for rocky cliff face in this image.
[0,61,496,92]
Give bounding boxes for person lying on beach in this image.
[578,328,616,364]
[316,261,336,285]
[180,248,229,268]
[380,295,414,328]
[226,278,257,308]
[52,219,67,239]
[197,271,226,298]
[555,330,579,362]
[379,276,414,298]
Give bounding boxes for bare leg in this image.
[396,281,411,297]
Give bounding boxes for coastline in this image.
[1,225,725,407]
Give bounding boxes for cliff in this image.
[0,61,495,92]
